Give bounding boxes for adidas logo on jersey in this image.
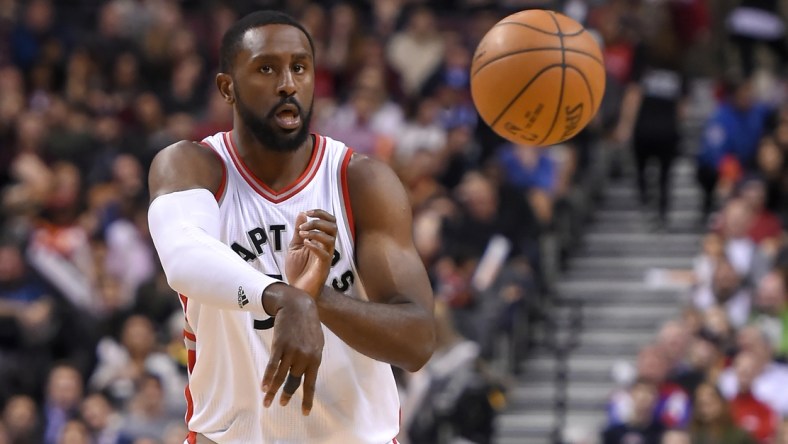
[237,286,249,308]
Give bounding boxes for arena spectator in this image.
[749,271,788,359]
[696,76,771,217]
[386,6,444,97]
[42,364,84,444]
[738,177,783,247]
[601,379,665,444]
[607,344,691,430]
[117,373,182,442]
[719,326,788,416]
[89,315,185,411]
[79,392,122,444]
[729,351,779,443]
[2,394,40,444]
[672,329,727,398]
[690,382,757,444]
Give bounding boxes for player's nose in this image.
[277,70,296,97]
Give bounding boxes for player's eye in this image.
[292,64,305,73]
[260,65,273,74]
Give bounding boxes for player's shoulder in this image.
[148,139,225,200]
[152,139,223,171]
[345,152,410,226]
[346,152,400,193]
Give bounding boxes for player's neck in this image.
[232,128,314,192]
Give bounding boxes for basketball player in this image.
[146,11,435,444]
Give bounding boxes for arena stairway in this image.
[493,155,704,444]
[488,76,719,444]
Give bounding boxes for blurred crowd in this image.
[2,0,786,443]
[598,0,788,443]
[0,0,617,443]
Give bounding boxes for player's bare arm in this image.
[303,154,435,372]
[147,141,326,414]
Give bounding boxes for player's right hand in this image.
[286,210,337,298]
[261,285,324,416]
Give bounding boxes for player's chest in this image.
[218,198,358,295]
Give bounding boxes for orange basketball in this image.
[470,9,605,147]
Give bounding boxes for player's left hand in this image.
[286,210,337,298]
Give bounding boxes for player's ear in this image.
[216,73,235,105]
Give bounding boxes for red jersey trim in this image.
[224,131,325,204]
[197,141,227,203]
[340,148,355,241]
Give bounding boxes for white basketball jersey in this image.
[180,131,400,444]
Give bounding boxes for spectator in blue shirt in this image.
[697,76,771,218]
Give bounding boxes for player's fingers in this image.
[289,213,308,247]
[299,230,335,250]
[263,355,291,408]
[301,362,320,416]
[305,209,336,223]
[298,219,338,236]
[261,347,283,393]
[280,362,306,406]
[304,241,332,260]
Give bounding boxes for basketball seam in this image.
[566,65,596,122]
[489,64,563,128]
[493,21,586,37]
[536,11,566,146]
[471,47,603,77]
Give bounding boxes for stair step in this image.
[556,281,687,300]
[564,267,651,281]
[521,356,629,376]
[569,256,693,270]
[494,149,705,442]
[580,330,655,346]
[591,209,698,223]
[604,186,700,199]
[579,240,700,256]
[557,315,667,330]
[585,220,704,234]
[495,411,606,435]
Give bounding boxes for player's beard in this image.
[235,89,313,153]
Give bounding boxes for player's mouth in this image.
[274,104,301,131]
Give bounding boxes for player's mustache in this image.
[267,96,303,119]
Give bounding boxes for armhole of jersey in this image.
[198,141,228,204]
[340,148,355,242]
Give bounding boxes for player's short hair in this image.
[219,10,315,74]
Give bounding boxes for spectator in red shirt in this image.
[730,351,779,443]
[738,177,783,246]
